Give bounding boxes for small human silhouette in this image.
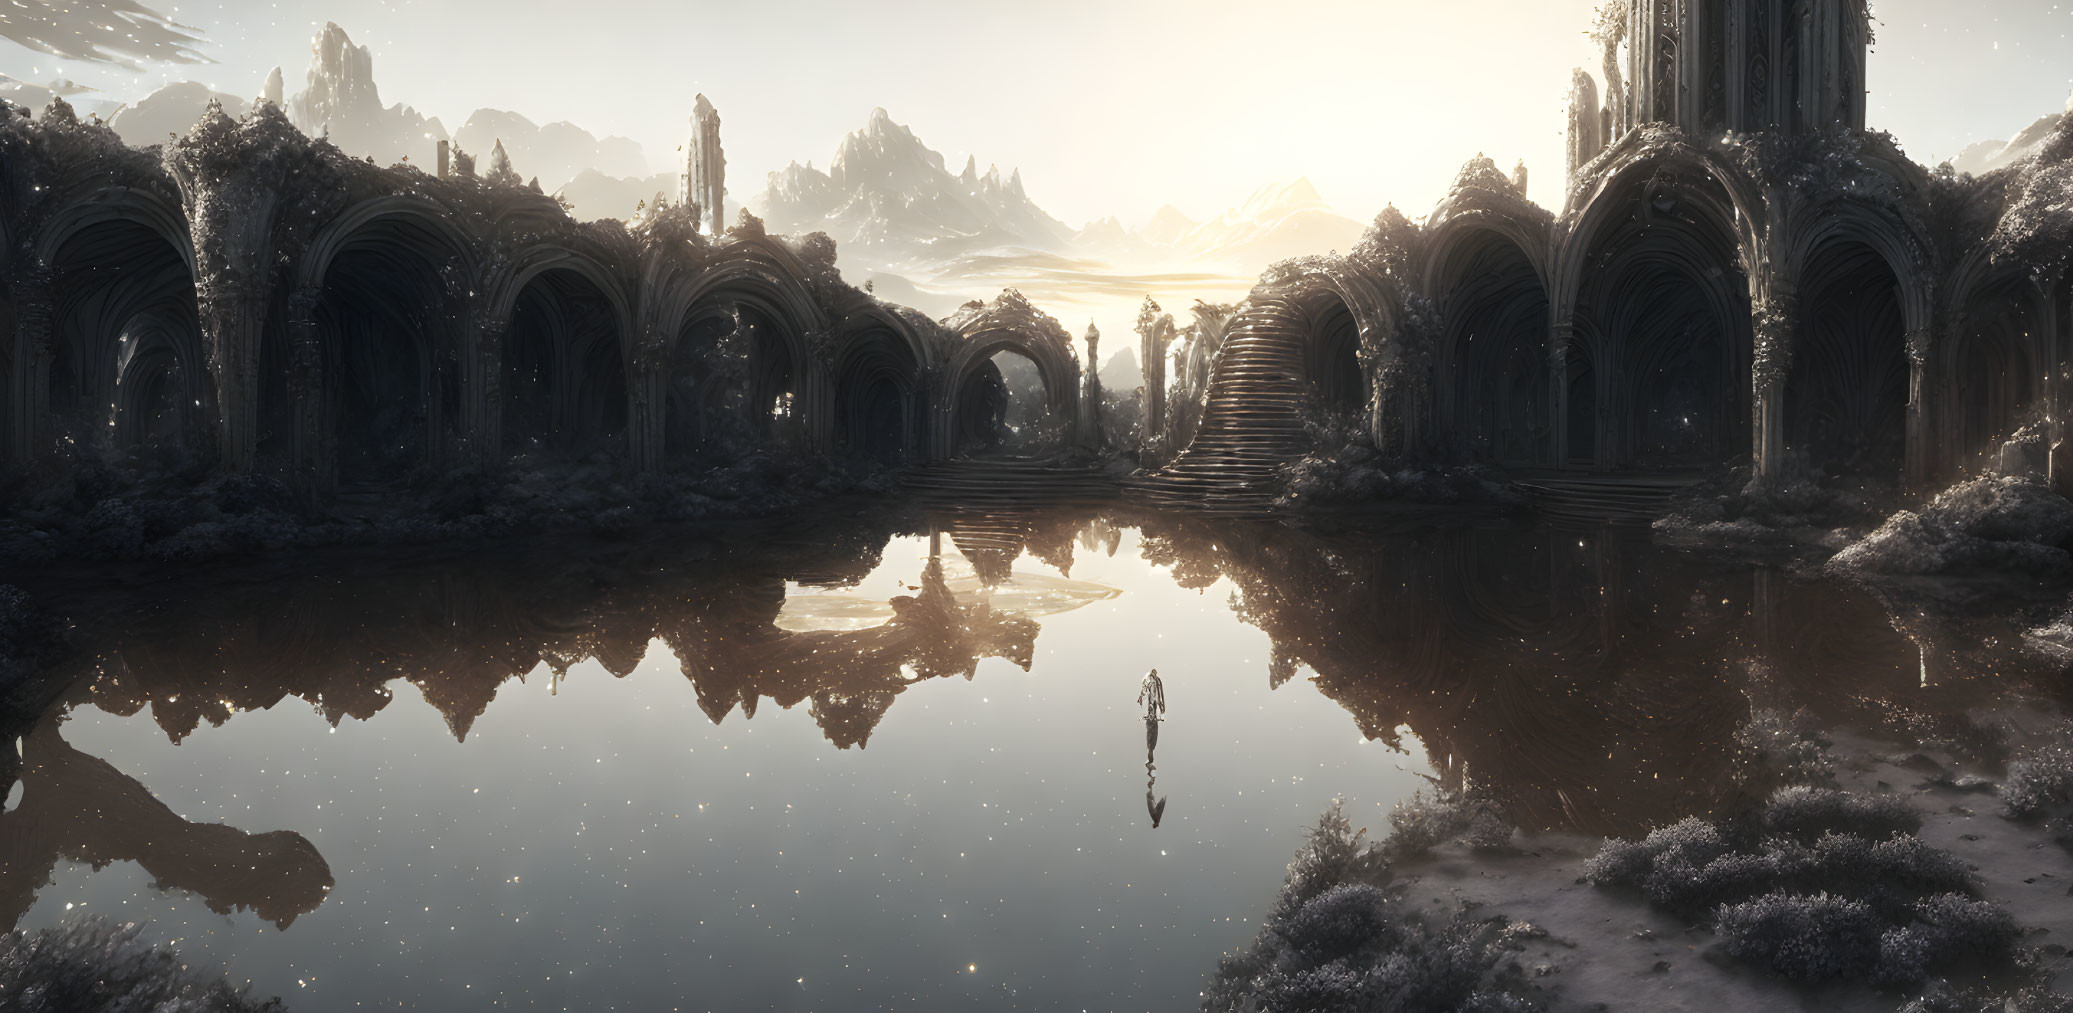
[1137,669,1165,724]
[1138,669,1168,828]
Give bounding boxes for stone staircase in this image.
[901,457,1120,511]
[1512,473,1703,525]
[1132,293,1311,511]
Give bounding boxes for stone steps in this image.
[1132,293,1313,511]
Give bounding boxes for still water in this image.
[1,506,2038,1010]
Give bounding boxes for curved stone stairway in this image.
[901,456,1121,510]
[1133,292,1312,511]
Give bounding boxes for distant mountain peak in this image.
[762,107,1072,267]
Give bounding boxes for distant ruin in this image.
[1145,0,2073,506]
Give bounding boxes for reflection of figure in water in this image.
[0,717,334,930]
[1138,669,1168,828]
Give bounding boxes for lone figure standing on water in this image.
[1139,669,1168,828]
[1138,668,1166,724]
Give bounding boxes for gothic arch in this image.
[831,313,925,463]
[45,210,204,456]
[938,291,1080,458]
[1943,264,2045,472]
[1563,158,1753,470]
[1425,224,1551,466]
[1788,236,1910,479]
[501,264,632,457]
[299,196,477,486]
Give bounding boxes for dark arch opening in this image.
[1299,292,1364,416]
[502,268,628,457]
[835,330,919,465]
[743,305,802,441]
[1951,277,2040,471]
[1617,265,1733,468]
[112,317,192,450]
[48,219,199,456]
[1435,233,1549,466]
[1572,180,1749,471]
[1565,342,1598,465]
[954,347,1060,457]
[1788,240,1908,479]
[663,313,734,466]
[317,218,463,487]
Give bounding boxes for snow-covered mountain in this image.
[288,23,447,166]
[754,108,1075,266]
[1070,178,1365,272]
[1949,92,2073,176]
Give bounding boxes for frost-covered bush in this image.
[2001,725,2073,819]
[1733,707,1838,790]
[1653,457,1888,547]
[1715,891,1881,982]
[0,918,285,1012]
[1274,412,1517,511]
[1208,802,1541,1013]
[1828,477,2073,576]
[1380,787,1515,862]
[1762,787,1920,843]
[1585,787,2016,988]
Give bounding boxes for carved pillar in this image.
[1751,294,1796,482]
[804,328,838,454]
[1547,318,1574,469]
[9,266,52,465]
[1081,322,1104,452]
[1904,325,1932,490]
[284,286,329,498]
[467,307,509,460]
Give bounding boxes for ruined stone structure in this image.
[0,98,1080,502]
[682,94,725,238]
[1148,0,2073,505]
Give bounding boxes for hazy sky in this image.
[7,0,2073,226]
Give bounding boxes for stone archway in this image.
[502,267,629,457]
[833,321,923,464]
[45,216,203,457]
[304,206,473,487]
[1295,289,1366,418]
[1565,169,1751,472]
[1788,238,1909,480]
[1948,272,2043,473]
[1429,229,1550,466]
[938,291,1080,460]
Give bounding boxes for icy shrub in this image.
[1715,891,1881,982]
[1207,802,1541,1013]
[1279,883,1396,963]
[1762,787,1920,843]
[1653,456,1886,546]
[1733,707,1838,789]
[1586,788,2014,987]
[1380,788,1515,862]
[2001,732,2073,818]
[0,917,285,1012]
[1828,477,2073,576]
[1901,982,2073,1013]
[1273,411,1517,511]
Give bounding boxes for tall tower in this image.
[1570,0,1869,185]
[682,94,726,236]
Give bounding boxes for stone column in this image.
[628,328,667,474]
[284,286,329,498]
[463,304,508,461]
[1904,326,1932,490]
[1547,318,1574,469]
[1751,294,1797,483]
[804,328,838,455]
[9,267,53,466]
[1081,322,1104,452]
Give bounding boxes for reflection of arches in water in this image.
[0,721,333,930]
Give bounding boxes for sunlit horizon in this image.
[5,0,2070,228]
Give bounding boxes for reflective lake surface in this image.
[3,505,2060,1010]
